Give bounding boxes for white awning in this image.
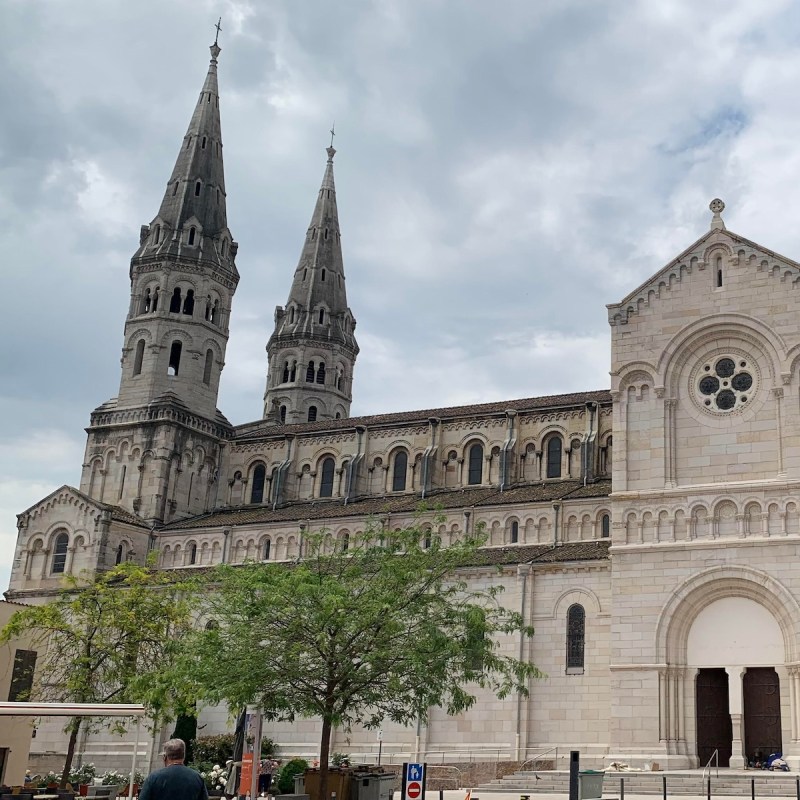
[0,701,146,717]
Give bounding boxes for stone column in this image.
[727,667,746,768]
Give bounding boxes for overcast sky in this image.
[3,0,800,591]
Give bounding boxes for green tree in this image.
[178,520,541,800]
[0,561,194,788]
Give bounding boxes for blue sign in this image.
[407,763,423,782]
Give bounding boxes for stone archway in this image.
[655,567,800,768]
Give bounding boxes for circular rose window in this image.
[696,356,754,412]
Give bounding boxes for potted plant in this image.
[70,762,97,796]
[127,768,146,796]
[205,763,229,797]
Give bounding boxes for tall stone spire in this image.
[263,145,359,424]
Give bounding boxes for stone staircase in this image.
[480,770,800,796]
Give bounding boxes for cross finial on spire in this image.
[214,17,222,45]
[329,122,336,148]
[709,198,726,231]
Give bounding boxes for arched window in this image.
[140,288,151,314]
[320,457,335,498]
[189,543,197,565]
[115,543,124,565]
[280,405,287,424]
[510,521,519,543]
[423,530,432,549]
[51,532,68,574]
[182,289,194,315]
[263,539,271,560]
[152,287,159,311]
[601,514,610,538]
[211,299,219,324]
[203,350,213,385]
[250,464,266,504]
[289,306,295,323]
[308,406,317,422]
[467,443,483,485]
[318,308,325,324]
[392,451,408,492]
[306,361,315,382]
[154,225,161,244]
[290,360,297,381]
[282,361,290,383]
[316,362,325,384]
[566,604,585,672]
[168,341,182,376]
[188,227,196,246]
[169,287,182,313]
[194,181,202,197]
[336,369,343,391]
[335,412,341,419]
[546,436,562,478]
[341,532,350,552]
[321,269,326,282]
[133,339,145,376]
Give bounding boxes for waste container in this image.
[578,770,604,800]
[350,773,394,800]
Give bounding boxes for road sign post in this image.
[402,762,427,800]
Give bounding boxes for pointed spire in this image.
[140,38,235,273]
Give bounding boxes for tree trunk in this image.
[60,718,81,789]
[318,716,333,800]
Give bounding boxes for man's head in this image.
[163,738,186,765]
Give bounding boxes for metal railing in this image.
[425,765,463,788]
[701,749,719,787]
[519,746,559,777]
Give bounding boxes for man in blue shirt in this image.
[139,738,208,800]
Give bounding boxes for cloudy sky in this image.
[3,0,800,590]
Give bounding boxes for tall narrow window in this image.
[308,406,318,422]
[194,181,202,196]
[282,361,290,383]
[303,268,308,280]
[467,443,483,485]
[152,287,159,311]
[318,308,325,324]
[133,339,145,376]
[321,269,326,282]
[173,181,179,195]
[263,539,271,560]
[203,349,213,385]
[8,649,37,701]
[183,289,195,315]
[154,225,161,244]
[280,405,287,424]
[211,299,219,323]
[392,451,408,492]
[189,543,197,565]
[601,514,610,538]
[250,464,266,504]
[169,287,182,313]
[51,532,68,574]
[316,362,325,384]
[115,543,124,565]
[289,306,295,323]
[546,436,563,478]
[188,227,196,245]
[290,361,297,381]
[168,341,182,376]
[201,136,207,149]
[306,361,315,382]
[566,604,585,672]
[140,288,151,314]
[341,532,350,552]
[511,521,519,543]
[320,457,335,497]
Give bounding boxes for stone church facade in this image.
[7,42,800,772]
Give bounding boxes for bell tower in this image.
[78,39,238,524]
[263,145,359,424]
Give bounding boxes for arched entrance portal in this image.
[656,567,800,768]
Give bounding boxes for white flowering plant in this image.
[198,763,229,792]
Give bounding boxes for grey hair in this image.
[163,738,186,762]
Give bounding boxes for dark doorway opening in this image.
[744,667,781,763]
[697,668,732,767]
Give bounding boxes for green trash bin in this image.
[578,770,604,800]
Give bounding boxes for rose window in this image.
[697,357,754,412]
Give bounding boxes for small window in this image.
[168,341,182,376]
[188,227,196,245]
[183,289,195,316]
[601,514,610,538]
[335,412,341,419]
[423,530,432,549]
[282,361,290,383]
[152,287,160,311]
[511,521,519,543]
[467,443,483,485]
[546,436,562,478]
[341,532,350,552]
[308,406,318,422]
[280,405,287,424]
[320,457,335,497]
[316,362,325,385]
[194,181,202,197]
[203,349,213,385]
[140,289,151,314]
[251,464,266,504]
[201,136,207,149]
[51,532,68,574]
[263,539,271,560]
[8,649,37,701]
[169,287,182,313]
[211,299,219,324]
[717,268,723,287]
[318,308,325,324]
[306,361,315,382]
[133,339,145,376]
[186,137,192,150]
[321,269,326,282]
[566,604,585,672]
[189,543,197,565]
[173,181,179,195]
[290,360,297,381]
[392,451,408,492]
[115,544,124,565]
[324,228,329,240]
[289,306,295,323]
[154,225,161,244]
[221,237,226,255]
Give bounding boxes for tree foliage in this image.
[176,520,541,800]
[0,561,194,787]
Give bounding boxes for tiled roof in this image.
[161,480,613,531]
[465,540,610,566]
[234,389,612,440]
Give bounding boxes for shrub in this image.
[278,758,309,794]
[193,734,236,765]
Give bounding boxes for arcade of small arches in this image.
[127,328,223,386]
[144,214,234,259]
[619,498,800,544]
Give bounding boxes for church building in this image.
[7,40,800,774]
